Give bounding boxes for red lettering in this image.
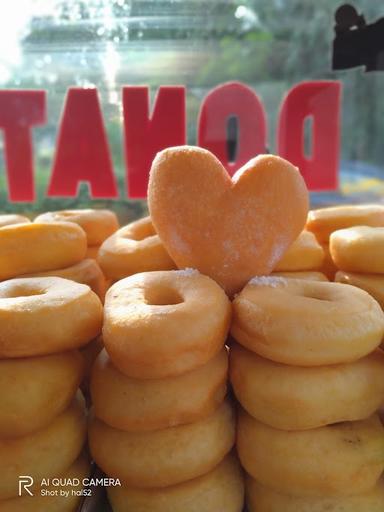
[123,86,186,198]
[0,90,46,202]
[277,81,341,191]
[198,82,267,175]
[48,87,118,198]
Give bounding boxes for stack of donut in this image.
[0,274,103,510]
[306,204,384,280]
[272,229,327,282]
[97,216,175,282]
[230,275,384,511]
[89,269,244,512]
[33,208,120,300]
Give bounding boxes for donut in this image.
[330,226,384,273]
[0,350,84,438]
[97,216,175,281]
[85,245,100,259]
[272,271,328,281]
[306,204,384,243]
[246,475,384,512]
[34,209,119,246]
[0,277,103,358]
[230,343,384,430]
[103,270,231,378]
[23,258,107,300]
[237,409,384,497]
[108,454,244,512]
[0,393,87,500]
[91,348,228,431]
[231,276,384,366]
[336,271,384,309]
[0,222,87,280]
[0,454,90,512]
[274,231,324,271]
[0,214,30,228]
[89,399,235,488]
[148,147,309,297]
[319,242,338,279]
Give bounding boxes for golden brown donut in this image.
[306,204,384,243]
[0,454,90,512]
[0,393,87,500]
[330,226,384,273]
[35,209,119,246]
[237,409,384,497]
[274,231,324,271]
[230,343,384,430]
[108,454,244,512]
[89,399,236,488]
[97,216,175,281]
[0,214,30,228]
[0,277,103,358]
[0,350,84,438]
[23,258,107,300]
[91,348,228,431]
[336,270,384,309]
[231,276,384,366]
[103,270,231,378]
[0,222,87,280]
[272,271,328,281]
[246,475,384,512]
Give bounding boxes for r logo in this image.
[18,476,33,496]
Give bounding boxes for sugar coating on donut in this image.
[249,275,288,288]
[176,268,200,276]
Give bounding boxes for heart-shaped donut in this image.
[148,146,308,295]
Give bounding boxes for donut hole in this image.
[129,223,156,241]
[301,289,333,302]
[144,286,183,306]
[3,285,44,299]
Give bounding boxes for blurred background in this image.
[0,0,383,222]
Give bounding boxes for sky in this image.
[0,0,59,83]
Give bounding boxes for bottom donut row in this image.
[246,476,384,512]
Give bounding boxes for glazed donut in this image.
[23,258,107,300]
[103,270,231,378]
[231,276,384,366]
[0,454,91,512]
[98,216,175,281]
[0,277,103,358]
[274,231,324,271]
[0,214,30,228]
[108,454,244,512]
[246,475,384,512]
[91,348,228,431]
[35,209,119,246]
[85,245,100,259]
[237,409,384,497]
[272,271,328,281]
[89,399,235,488]
[319,242,338,279]
[0,393,87,500]
[230,343,384,430]
[330,226,384,273]
[336,271,384,309]
[0,222,86,280]
[0,350,84,438]
[306,204,384,243]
